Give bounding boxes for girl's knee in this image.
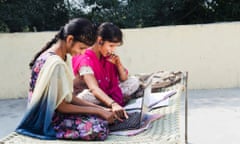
[120,76,140,96]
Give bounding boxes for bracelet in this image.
[109,101,116,107]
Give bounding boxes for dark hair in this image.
[97,22,123,44]
[29,18,96,69]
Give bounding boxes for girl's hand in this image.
[111,102,128,121]
[100,110,115,124]
[107,53,121,66]
[106,53,128,81]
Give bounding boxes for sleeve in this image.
[79,66,94,76]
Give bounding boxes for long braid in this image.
[29,18,96,69]
[29,28,64,69]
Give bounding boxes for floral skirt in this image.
[52,112,109,140]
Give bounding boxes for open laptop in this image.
[109,78,152,131]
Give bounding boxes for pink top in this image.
[72,48,125,106]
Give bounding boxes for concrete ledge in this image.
[1,22,240,99]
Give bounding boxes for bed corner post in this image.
[184,71,188,144]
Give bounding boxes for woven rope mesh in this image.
[0,84,185,144]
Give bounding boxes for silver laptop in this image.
[109,78,152,131]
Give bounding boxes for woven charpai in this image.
[0,84,184,144]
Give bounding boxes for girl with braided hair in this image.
[16,18,115,140]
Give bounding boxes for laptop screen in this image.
[141,79,152,118]
[124,78,152,112]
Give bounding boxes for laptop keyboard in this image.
[109,112,141,131]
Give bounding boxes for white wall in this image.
[119,22,240,89]
[0,22,240,99]
[0,32,55,99]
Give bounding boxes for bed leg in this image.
[184,72,188,144]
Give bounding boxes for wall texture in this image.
[0,22,240,99]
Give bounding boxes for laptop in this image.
[109,78,152,131]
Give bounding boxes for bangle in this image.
[109,101,116,107]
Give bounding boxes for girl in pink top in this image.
[72,22,139,121]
